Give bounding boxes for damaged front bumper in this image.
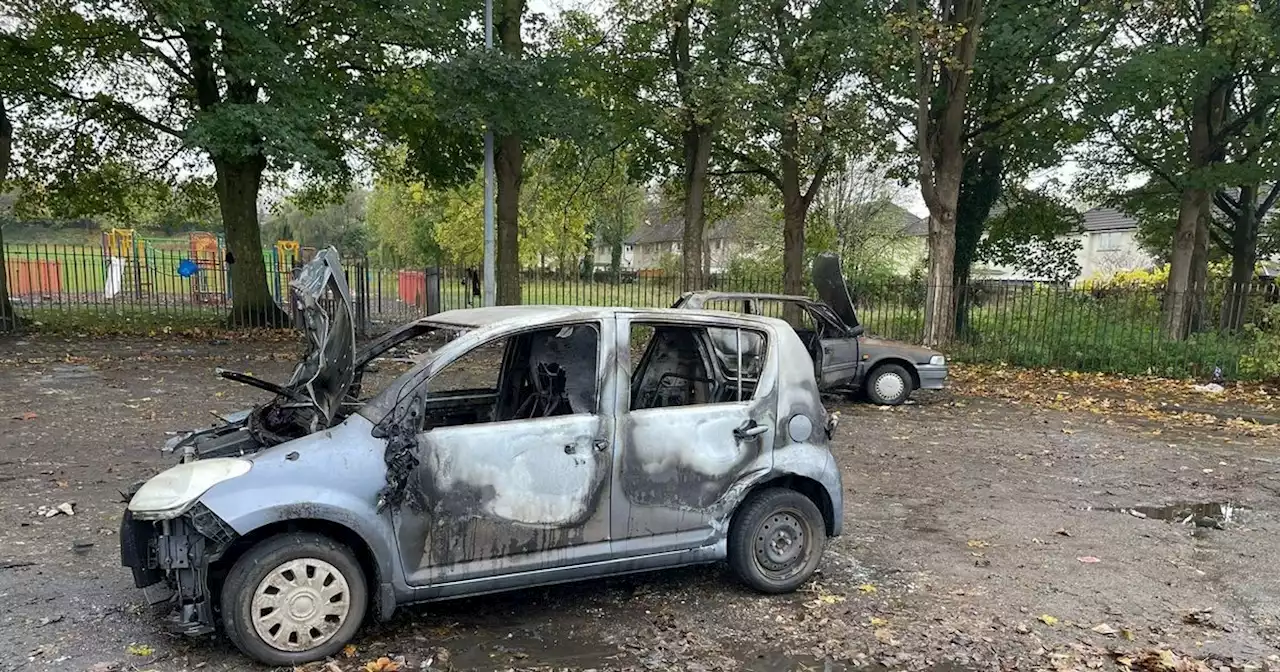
[119,502,239,636]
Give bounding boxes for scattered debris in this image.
[1192,383,1225,394]
[34,502,75,517]
[126,643,154,657]
[1078,556,1101,564]
[1091,623,1118,636]
[1039,614,1060,626]
[1055,528,1072,537]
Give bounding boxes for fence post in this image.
[426,266,442,316]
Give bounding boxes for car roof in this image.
[682,291,822,304]
[415,304,787,331]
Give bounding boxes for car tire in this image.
[220,532,368,666]
[865,363,912,406]
[728,488,827,594]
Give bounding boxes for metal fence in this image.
[4,242,1279,380]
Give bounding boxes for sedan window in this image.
[630,323,766,410]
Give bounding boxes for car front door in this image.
[813,308,860,388]
[613,316,776,555]
[393,319,616,587]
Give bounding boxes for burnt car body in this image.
[672,253,947,405]
[120,248,844,665]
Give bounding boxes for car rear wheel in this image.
[729,488,826,593]
[221,532,367,666]
[865,363,912,406]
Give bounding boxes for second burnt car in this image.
[120,248,844,665]
[672,253,947,405]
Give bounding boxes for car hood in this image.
[859,337,940,363]
[811,252,861,333]
[283,246,356,429]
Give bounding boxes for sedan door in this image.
[393,320,616,587]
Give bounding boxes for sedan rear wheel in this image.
[221,533,367,666]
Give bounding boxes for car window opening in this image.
[631,323,765,410]
[420,324,601,431]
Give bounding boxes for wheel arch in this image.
[867,357,920,390]
[210,518,385,621]
[732,474,836,537]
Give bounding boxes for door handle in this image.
[733,420,769,443]
[593,439,610,453]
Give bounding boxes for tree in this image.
[976,188,1083,282]
[610,0,747,291]
[0,95,16,331]
[810,157,915,280]
[719,0,866,301]
[872,0,1115,344]
[1079,0,1280,338]
[23,0,430,325]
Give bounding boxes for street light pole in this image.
[481,0,497,307]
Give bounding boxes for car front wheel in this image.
[220,532,368,666]
[865,363,912,406]
[729,488,827,593]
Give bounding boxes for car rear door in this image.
[613,314,775,555]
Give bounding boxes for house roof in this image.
[625,210,740,245]
[900,210,927,236]
[1082,207,1139,232]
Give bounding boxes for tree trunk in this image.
[495,135,522,304]
[1164,187,1206,339]
[923,207,958,345]
[1219,185,1259,332]
[493,0,526,305]
[610,240,622,283]
[0,96,17,332]
[780,120,808,324]
[953,147,1003,338]
[681,123,712,292]
[1187,197,1211,334]
[214,156,289,327]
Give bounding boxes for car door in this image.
[812,307,860,388]
[613,315,776,555]
[393,319,616,587]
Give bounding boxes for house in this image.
[591,213,754,273]
[901,206,1157,283]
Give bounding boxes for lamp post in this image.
[481,0,496,307]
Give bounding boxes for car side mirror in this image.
[850,325,864,337]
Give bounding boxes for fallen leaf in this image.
[869,617,888,627]
[1121,628,1135,641]
[1078,556,1101,564]
[873,628,898,646]
[1091,623,1118,636]
[126,644,154,657]
[57,502,75,516]
[363,657,400,672]
[967,539,990,549]
[1038,614,1059,626]
[343,644,358,658]
[325,663,343,672]
[858,583,877,593]
[1055,528,1072,537]
[15,411,37,421]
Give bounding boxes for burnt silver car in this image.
[672,253,947,405]
[120,248,844,665]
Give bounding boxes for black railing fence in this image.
[4,243,1279,380]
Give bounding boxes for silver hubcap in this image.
[874,372,906,401]
[754,510,809,578]
[251,558,350,652]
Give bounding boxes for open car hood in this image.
[811,252,862,334]
[282,246,356,430]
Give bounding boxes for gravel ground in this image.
[1,334,1278,672]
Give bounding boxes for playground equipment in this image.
[102,228,150,299]
[188,231,227,304]
[271,239,302,300]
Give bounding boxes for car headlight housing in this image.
[929,355,946,366]
[127,458,252,520]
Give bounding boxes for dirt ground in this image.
[2,333,1280,672]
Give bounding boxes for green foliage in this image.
[978,188,1084,282]
[263,191,369,255]
[1239,305,1280,380]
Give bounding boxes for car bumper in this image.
[119,504,238,636]
[916,364,948,390]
